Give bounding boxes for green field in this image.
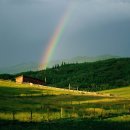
[0,80,130,130]
[100,86,130,98]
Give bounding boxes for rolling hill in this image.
[0,57,130,91]
[16,58,130,91]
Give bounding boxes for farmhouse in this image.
[15,75,45,85]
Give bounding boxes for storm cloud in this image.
[0,0,130,67]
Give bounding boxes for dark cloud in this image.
[0,0,130,67]
[0,0,44,4]
[111,0,130,3]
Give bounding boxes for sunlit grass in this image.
[100,86,130,98]
[105,115,130,122]
[0,80,130,123]
[0,80,111,97]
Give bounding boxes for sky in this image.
[0,0,130,67]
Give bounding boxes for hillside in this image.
[100,86,130,98]
[17,58,130,91]
[0,58,130,91]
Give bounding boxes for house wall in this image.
[16,76,23,84]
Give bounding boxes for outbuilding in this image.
[15,75,45,85]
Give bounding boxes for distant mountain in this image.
[40,55,120,69]
[0,55,120,74]
[0,62,39,74]
[62,55,120,63]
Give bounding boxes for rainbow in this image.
[39,2,75,70]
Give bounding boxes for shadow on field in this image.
[0,119,130,130]
[0,86,44,96]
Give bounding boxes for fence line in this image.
[0,106,130,122]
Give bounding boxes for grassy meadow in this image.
[100,87,130,99]
[0,80,130,130]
